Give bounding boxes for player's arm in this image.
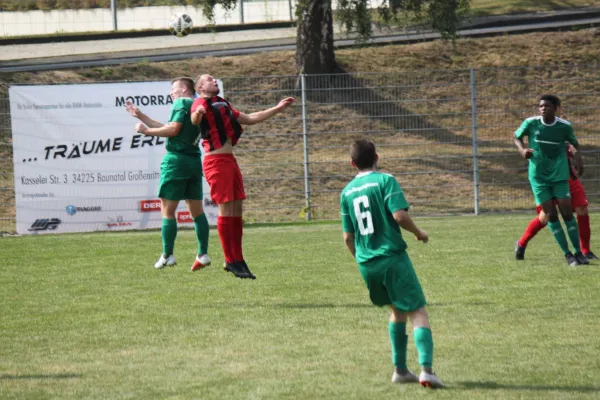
[393,210,428,243]
[190,100,206,126]
[236,97,294,125]
[385,176,428,243]
[124,101,163,128]
[340,195,356,258]
[568,143,584,177]
[514,119,533,159]
[136,122,182,137]
[343,232,356,258]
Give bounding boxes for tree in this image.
[197,0,471,75]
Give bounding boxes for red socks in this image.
[519,217,547,247]
[217,216,244,264]
[578,214,591,254]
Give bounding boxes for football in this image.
[168,13,193,37]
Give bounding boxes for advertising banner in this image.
[10,81,221,234]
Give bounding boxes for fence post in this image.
[470,68,480,215]
[110,0,118,31]
[301,74,311,221]
[239,0,244,24]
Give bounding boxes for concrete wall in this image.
[0,1,296,37]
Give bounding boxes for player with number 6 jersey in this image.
[340,139,445,389]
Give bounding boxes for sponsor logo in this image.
[177,211,193,223]
[107,216,133,228]
[28,218,61,231]
[534,130,540,136]
[140,199,161,212]
[65,205,102,215]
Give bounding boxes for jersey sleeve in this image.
[564,124,578,147]
[169,98,189,124]
[514,119,530,140]
[384,175,409,214]
[340,193,355,234]
[190,98,204,114]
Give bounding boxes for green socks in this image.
[564,218,581,253]
[389,322,408,369]
[548,220,571,254]
[161,218,177,256]
[193,213,210,255]
[413,327,433,368]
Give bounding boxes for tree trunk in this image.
[295,0,338,75]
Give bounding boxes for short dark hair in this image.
[351,139,377,170]
[171,77,195,94]
[539,94,561,108]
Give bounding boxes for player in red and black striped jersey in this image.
[191,74,294,279]
[515,143,596,261]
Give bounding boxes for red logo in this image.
[140,199,161,212]
[177,211,193,223]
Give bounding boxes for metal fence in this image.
[2,64,600,232]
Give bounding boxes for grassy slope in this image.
[2,28,600,228]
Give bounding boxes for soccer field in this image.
[2,214,600,399]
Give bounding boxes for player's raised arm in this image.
[236,97,294,126]
[190,99,206,125]
[124,101,163,128]
[136,121,183,137]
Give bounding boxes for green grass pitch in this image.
[2,214,600,399]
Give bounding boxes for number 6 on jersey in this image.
[353,195,374,235]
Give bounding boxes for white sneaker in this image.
[419,371,446,389]
[154,254,176,269]
[191,254,212,271]
[392,370,419,383]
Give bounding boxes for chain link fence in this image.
[2,64,600,232]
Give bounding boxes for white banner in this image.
[10,81,222,235]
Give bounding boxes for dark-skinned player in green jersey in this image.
[340,139,445,389]
[514,94,587,266]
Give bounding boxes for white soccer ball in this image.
[168,13,193,38]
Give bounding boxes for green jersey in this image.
[340,171,409,264]
[166,97,201,156]
[515,116,578,183]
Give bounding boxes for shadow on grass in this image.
[0,373,81,380]
[458,381,600,393]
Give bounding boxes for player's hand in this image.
[415,229,429,244]
[277,97,295,111]
[125,101,142,118]
[520,148,534,159]
[191,106,206,125]
[135,123,148,134]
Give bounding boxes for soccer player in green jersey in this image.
[514,94,588,266]
[340,139,445,389]
[125,77,211,271]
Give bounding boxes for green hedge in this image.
[0,0,208,11]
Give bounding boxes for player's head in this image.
[350,139,378,171]
[539,94,561,118]
[195,74,220,97]
[170,77,195,99]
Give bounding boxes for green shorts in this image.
[358,251,426,312]
[531,180,570,206]
[158,153,203,201]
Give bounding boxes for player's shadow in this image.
[0,373,81,380]
[458,381,600,393]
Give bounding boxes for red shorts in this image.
[203,153,246,204]
[536,178,588,213]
